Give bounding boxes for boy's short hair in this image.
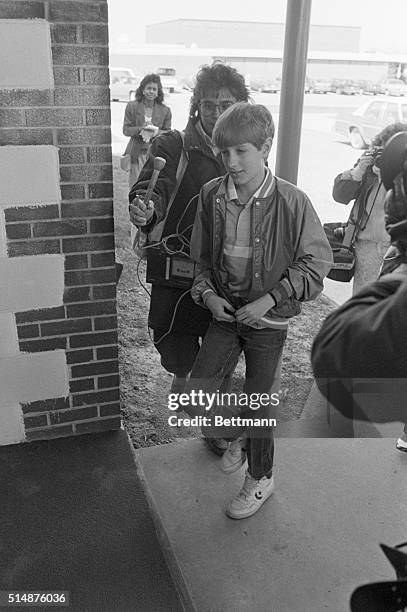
[212,102,275,150]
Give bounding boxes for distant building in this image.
[146,19,361,53]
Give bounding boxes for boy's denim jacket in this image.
[190,175,333,322]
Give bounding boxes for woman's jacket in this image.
[123,100,172,162]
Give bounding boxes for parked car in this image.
[377,78,407,97]
[304,76,313,93]
[333,96,407,148]
[260,77,281,93]
[330,79,362,95]
[110,67,139,101]
[155,67,178,93]
[361,80,381,96]
[307,78,331,94]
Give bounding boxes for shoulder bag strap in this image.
[342,180,383,249]
[147,131,189,243]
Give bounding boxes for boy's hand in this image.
[235,295,275,325]
[129,196,154,226]
[205,294,235,322]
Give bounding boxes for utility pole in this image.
[275,0,312,185]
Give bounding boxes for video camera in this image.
[362,144,384,166]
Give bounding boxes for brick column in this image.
[0,1,121,444]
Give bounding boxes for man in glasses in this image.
[129,62,249,454]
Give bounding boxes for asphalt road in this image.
[111,92,375,303]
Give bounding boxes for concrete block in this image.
[25,108,84,128]
[83,67,109,86]
[0,20,53,89]
[8,240,61,257]
[0,350,68,408]
[0,146,60,208]
[56,127,111,146]
[48,2,108,23]
[0,405,25,445]
[52,47,108,67]
[50,23,77,44]
[5,205,59,223]
[0,129,54,147]
[82,24,109,44]
[53,67,81,86]
[0,90,53,107]
[0,313,19,357]
[0,255,64,312]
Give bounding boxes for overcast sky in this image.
[107,0,407,53]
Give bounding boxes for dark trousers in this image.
[153,330,201,377]
[185,320,287,479]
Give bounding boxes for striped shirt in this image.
[222,168,274,295]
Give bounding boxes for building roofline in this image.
[110,44,407,64]
[147,18,360,31]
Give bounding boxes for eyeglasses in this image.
[198,100,235,116]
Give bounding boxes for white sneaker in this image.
[396,433,407,453]
[226,471,275,519]
[220,436,247,474]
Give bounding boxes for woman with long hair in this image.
[122,73,172,188]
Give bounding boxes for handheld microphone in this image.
[144,156,166,210]
[134,156,166,256]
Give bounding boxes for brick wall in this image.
[0,0,121,443]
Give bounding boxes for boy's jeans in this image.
[185,320,287,480]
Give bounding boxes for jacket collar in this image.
[215,168,276,201]
[183,118,215,157]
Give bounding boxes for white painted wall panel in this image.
[0,255,64,312]
[0,350,68,408]
[0,146,60,207]
[0,20,54,89]
[0,313,19,357]
[0,405,25,444]
[0,209,6,257]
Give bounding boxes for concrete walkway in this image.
[135,436,407,612]
[0,430,182,612]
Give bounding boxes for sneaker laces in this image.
[238,473,258,500]
[229,436,246,457]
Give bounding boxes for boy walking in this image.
[187,103,332,519]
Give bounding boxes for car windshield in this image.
[353,101,373,116]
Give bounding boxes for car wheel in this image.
[349,128,366,149]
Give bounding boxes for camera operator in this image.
[332,123,407,294]
[312,131,407,437]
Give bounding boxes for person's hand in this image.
[129,196,154,226]
[350,152,375,181]
[141,124,159,143]
[235,295,275,325]
[205,294,235,322]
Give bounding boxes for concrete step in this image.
[134,436,407,612]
